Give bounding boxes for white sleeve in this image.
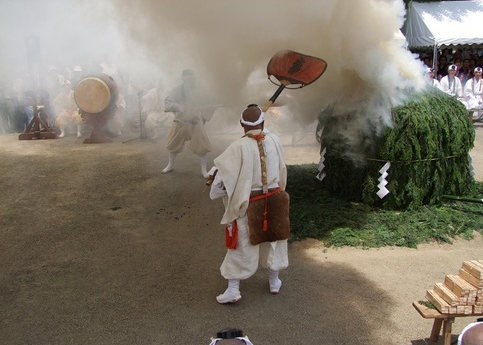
[209,169,227,200]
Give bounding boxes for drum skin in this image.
[74,73,119,114]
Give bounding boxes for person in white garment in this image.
[426,67,442,90]
[464,67,483,118]
[162,69,215,178]
[142,78,173,140]
[440,64,468,107]
[208,104,289,304]
[458,321,483,345]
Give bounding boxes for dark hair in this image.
[217,328,244,339]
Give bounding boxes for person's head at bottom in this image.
[209,328,254,345]
[458,321,483,345]
[216,340,245,344]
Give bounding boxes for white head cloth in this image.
[208,336,254,345]
[457,322,482,345]
[240,106,265,126]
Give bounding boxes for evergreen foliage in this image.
[317,89,475,209]
[287,164,483,248]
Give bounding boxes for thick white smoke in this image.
[1,0,426,145]
[112,0,427,150]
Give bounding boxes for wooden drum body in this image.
[74,73,119,143]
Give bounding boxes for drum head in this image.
[74,77,112,114]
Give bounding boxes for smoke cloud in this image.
[1,0,426,145]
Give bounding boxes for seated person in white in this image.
[464,66,483,117]
[426,67,442,90]
[440,64,468,108]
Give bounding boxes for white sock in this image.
[269,269,280,282]
[227,279,240,292]
[162,152,177,173]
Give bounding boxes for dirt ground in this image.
[0,114,482,345]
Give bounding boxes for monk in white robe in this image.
[440,64,468,108]
[208,104,289,304]
[162,69,216,177]
[464,67,483,119]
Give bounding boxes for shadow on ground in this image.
[0,135,398,344]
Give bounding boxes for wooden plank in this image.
[413,300,483,317]
[413,301,445,319]
[434,283,464,306]
[427,290,450,313]
[459,269,483,288]
[462,261,483,280]
[453,275,478,297]
[471,260,483,270]
[445,275,469,297]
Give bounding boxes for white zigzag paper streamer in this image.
[376,161,391,199]
[316,147,327,181]
[469,154,475,177]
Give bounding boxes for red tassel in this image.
[262,198,268,231]
[225,221,238,249]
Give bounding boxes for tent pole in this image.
[432,44,438,72]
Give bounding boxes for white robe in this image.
[440,75,464,98]
[143,87,173,129]
[464,78,483,110]
[440,75,467,108]
[210,128,289,280]
[164,83,213,154]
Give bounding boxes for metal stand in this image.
[123,93,156,144]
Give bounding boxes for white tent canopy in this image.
[404,1,483,48]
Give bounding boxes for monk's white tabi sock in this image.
[269,269,282,294]
[216,279,241,304]
[227,279,240,292]
[162,152,177,173]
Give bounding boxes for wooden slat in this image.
[427,289,450,313]
[453,275,478,297]
[471,260,483,270]
[434,283,465,306]
[445,275,469,297]
[462,261,483,280]
[459,268,483,288]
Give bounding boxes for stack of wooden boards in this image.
[425,260,483,314]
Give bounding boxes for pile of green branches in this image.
[287,164,483,248]
[317,89,475,209]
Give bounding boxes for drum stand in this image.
[18,98,57,140]
[123,93,156,144]
[82,111,113,144]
